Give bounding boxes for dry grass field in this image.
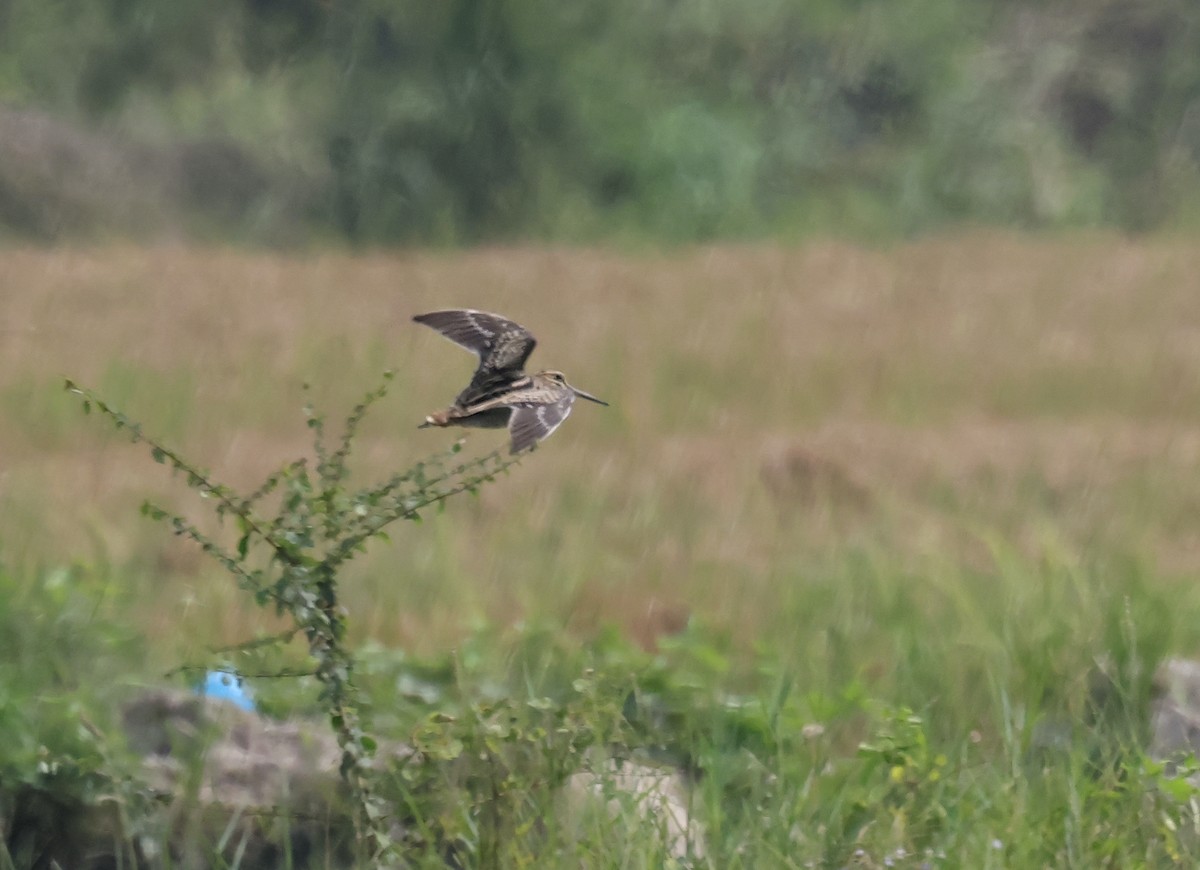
[8,232,1200,864]
[3,232,1200,663]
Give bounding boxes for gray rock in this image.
[122,689,372,868]
[564,756,706,864]
[5,688,706,867]
[1150,658,1200,762]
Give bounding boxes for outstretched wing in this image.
[413,310,537,378]
[507,392,575,454]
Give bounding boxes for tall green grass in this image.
[2,238,1200,863]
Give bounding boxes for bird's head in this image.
[537,370,609,406]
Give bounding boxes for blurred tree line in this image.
[1,0,1199,244]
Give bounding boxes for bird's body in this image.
[413,309,607,454]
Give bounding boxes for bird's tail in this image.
[418,410,452,429]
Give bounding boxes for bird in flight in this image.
[413,309,608,454]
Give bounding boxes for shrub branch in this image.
[64,372,519,858]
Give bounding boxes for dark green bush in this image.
[3,0,1200,242]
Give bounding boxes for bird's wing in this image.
[454,372,527,410]
[507,393,576,454]
[413,310,537,377]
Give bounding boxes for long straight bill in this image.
[572,387,609,406]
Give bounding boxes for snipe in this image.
[413,309,608,454]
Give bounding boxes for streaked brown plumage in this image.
[413,309,608,454]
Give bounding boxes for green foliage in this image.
[5,547,1200,865]
[0,564,129,780]
[0,561,152,868]
[396,666,629,865]
[4,0,1200,241]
